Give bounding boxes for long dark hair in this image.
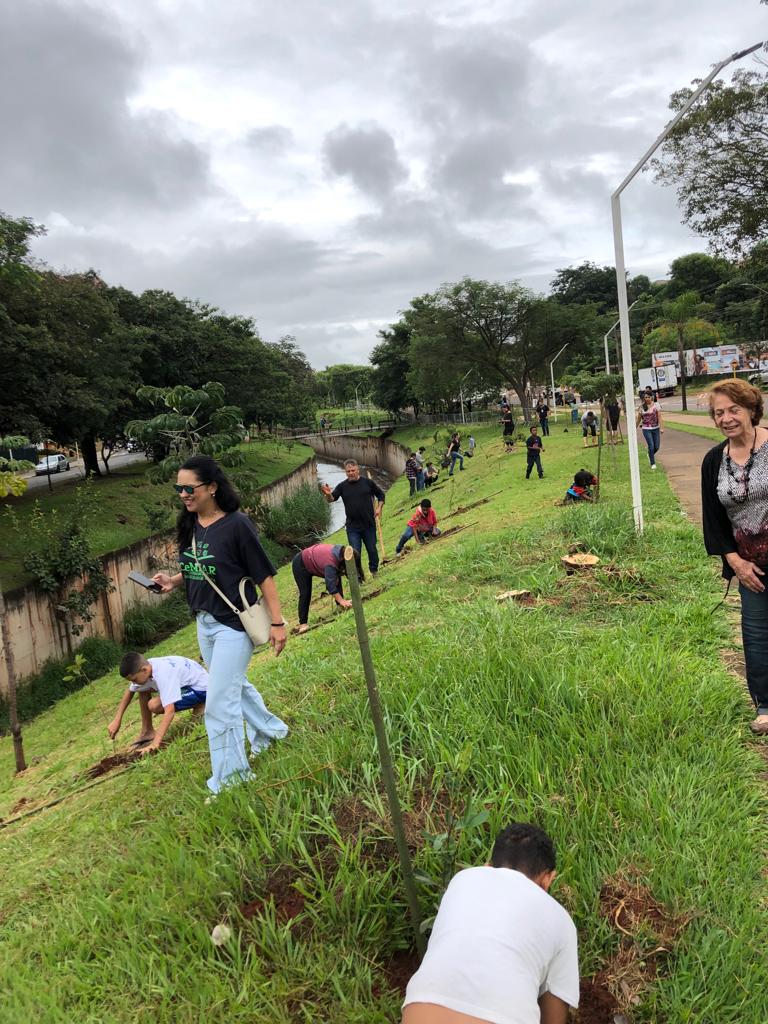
[176,455,241,550]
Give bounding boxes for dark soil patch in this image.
[600,875,687,946]
[443,491,502,520]
[10,796,30,815]
[436,522,477,541]
[83,750,141,779]
[372,948,421,999]
[361,588,384,602]
[240,865,308,933]
[571,977,618,1023]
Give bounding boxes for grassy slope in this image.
[0,440,313,592]
[664,421,723,443]
[0,424,766,1023]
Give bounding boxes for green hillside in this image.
[0,423,765,1023]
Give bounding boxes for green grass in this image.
[0,424,765,1022]
[316,406,388,429]
[665,420,723,443]
[1,441,313,592]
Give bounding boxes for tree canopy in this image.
[653,69,768,257]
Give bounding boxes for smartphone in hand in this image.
[128,570,162,593]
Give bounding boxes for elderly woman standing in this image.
[702,379,768,734]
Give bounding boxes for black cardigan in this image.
[700,439,736,580]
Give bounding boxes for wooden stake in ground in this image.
[596,399,605,500]
[344,545,425,957]
[367,470,387,559]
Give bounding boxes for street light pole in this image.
[549,344,569,423]
[458,369,472,425]
[612,40,763,534]
[604,301,638,374]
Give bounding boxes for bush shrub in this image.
[261,484,331,548]
[0,635,122,732]
[122,590,191,649]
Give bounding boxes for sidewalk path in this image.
[655,425,718,524]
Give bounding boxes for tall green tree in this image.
[644,291,718,410]
[370,322,419,416]
[653,70,768,256]
[666,252,733,299]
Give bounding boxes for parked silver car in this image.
[35,454,70,475]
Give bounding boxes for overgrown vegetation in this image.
[0,424,765,1022]
[260,484,331,548]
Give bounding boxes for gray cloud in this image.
[0,1,213,221]
[323,123,408,199]
[244,125,295,154]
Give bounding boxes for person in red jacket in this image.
[292,543,363,633]
[396,499,441,554]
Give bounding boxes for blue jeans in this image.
[196,612,288,794]
[539,417,550,436]
[347,525,379,573]
[739,584,768,715]
[416,469,425,492]
[448,451,464,474]
[642,427,660,465]
[526,452,543,478]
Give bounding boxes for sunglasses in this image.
[173,483,207,495]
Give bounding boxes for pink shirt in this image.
[640,402,660,429]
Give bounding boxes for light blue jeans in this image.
[196,612,288,794]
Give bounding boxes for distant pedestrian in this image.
[536,399,550,437]
[447,432,464,475]
[321,459,385,574]
[405,451,419,496]
[467,435,476,457]
[581,409,598,448]
[636,393,663,469]
[525,424,545,479]
[605,400,621,444]
[415,447,426,491]
[501,410,516,450]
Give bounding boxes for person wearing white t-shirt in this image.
[402,822,579,1024]
[107,651,209,754]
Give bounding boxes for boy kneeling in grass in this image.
[402,822,579,1024]
[396,498,441,555]
[107,651,209,754]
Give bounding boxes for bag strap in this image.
[191,534,240,615]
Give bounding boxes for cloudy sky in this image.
[1,1,765,366]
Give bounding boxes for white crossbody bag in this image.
[191,535,273,646]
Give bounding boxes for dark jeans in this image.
[642,427,660,466]
[740,583,768,715]
[408,476,416,496]
[526,452,543,478]
[291,553,314,625]
[539,417,550,436]
[448,451,464,474]
[347,525,379,573]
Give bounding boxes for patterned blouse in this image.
[717,441,768,564]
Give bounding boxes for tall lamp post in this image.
[458,368,473,425]
[549,343,569,423]
[612,41,763,534]
[604,300,638,374]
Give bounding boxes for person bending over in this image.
[292,542,361,632]
[108,651,208,754]
[564,469,598,503]
[396,498,441,554]
[402,822,579,1024]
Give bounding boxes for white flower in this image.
[211,923,232,946]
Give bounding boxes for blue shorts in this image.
[174,687,207,712]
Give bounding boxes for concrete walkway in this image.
[655,425,719,524]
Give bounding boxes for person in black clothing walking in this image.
[536,399,550,436]
[525,424,544,479]
[322,459,385,574]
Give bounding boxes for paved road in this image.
[22,450,147,496]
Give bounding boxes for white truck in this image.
[638,365,677,397]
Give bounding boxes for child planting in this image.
[564,469,598,503]
[525,424,545,479]
[396,498,441,554]
[108,651,208,754]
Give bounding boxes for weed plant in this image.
[0,424,765,1022]
[261,484,331,548]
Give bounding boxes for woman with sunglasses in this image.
[152,455,288,795]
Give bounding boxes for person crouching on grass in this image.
[525,423,544,479]
[108,652,208,754]
[396,498,441,554]
[402,822,579,1024]
[292,542,362,633]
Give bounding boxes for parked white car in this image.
[35,454,70,475]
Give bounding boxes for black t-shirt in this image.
[526,434,543,452]
[179,511,276,630]
[331,477,385,529]
[536,403,549,419]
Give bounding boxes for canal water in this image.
[314,460,393,537]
